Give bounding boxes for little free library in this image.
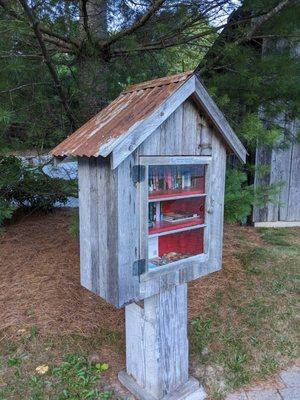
[52,71,247,400]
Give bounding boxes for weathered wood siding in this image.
[254,119,300,223]
[138,99,211,156]
[78,157,119,306]
[78,98,227,307]
[124,283,188,399]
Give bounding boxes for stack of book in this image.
[163,211,199,223]
[148,165,202,192]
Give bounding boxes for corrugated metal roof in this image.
[52,71,193,158]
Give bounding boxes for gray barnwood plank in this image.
[181,100,199,155]
[199,115,212,156]
[78,157,92,290]
[140,99,211,157]
[100,157,119,305]
[159,105,183,154]
[89,158,100,295]
[269,147,291,222]
[126,284,190,399]
[287,138,300,221]
[78,156,120,306]
[125,303,146,387]
[95,157,109,298]
[206,133,226,268]
[117,152,140,306]
[253,144,272,222]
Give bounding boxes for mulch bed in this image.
[0,208,262,338]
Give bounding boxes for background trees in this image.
[1,0,297,150]
[0,0,299,222]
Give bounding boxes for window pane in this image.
[148,164,205,198]
[148,228,204,269]
[147,163,206,270]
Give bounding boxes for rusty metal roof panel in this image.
[52,71,193,158]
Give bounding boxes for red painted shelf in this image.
[149,188,205,202]
[149,218,205,237]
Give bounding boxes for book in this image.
[163,211,199,223]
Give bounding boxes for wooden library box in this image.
[52,72,247,308]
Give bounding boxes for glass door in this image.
[140,159,209,271]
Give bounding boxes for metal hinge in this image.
[133,259,146,276]
[132,165,146,184]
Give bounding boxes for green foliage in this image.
[190,318,212,355]
[224,168,282,223]
[1,346,112,400]
[239,114,282,151]
[0,156,77,225]
[224,169,253,223]
[51,354,111,399]
[0,1,298,224]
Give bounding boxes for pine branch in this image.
[17,0,76,130]
[110,23,226,56]
[242,0,294,43]
[0,82,50,94]
[101,0,166,48]
[0,0,79,51]
[198,0,295,74]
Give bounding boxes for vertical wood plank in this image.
[139,99,209,157]
[78,156,120,306]
[207,134,226,269]
[287,138,300,221]
[78,157,92,289]
[125,303,146,387]
[253,145,272,222]
[181,100,199,155]
[125,284,189,399]
[117,151,140,306]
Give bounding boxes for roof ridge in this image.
[122,71,193,94]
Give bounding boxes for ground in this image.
[0,209,299,399]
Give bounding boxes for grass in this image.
[0,329,122,400]
[189,227,299,398]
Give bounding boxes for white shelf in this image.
[148,193,207,203]
[148,223,206,238]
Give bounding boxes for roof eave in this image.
[110,75,247,168]
[110,75,197,169]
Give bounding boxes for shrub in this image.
[224,168,282,224]
[0,156,77,226]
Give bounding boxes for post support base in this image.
[118,371,206,400]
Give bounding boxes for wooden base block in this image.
[118,371,206,400]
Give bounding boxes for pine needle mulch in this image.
[0,209,263,339]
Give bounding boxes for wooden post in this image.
[119,283,206,400]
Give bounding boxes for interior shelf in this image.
[149,220,206,238]
[149,188,206,202]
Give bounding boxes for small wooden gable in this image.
[52,72,247,166]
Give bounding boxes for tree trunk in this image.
[78,0,109,122]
